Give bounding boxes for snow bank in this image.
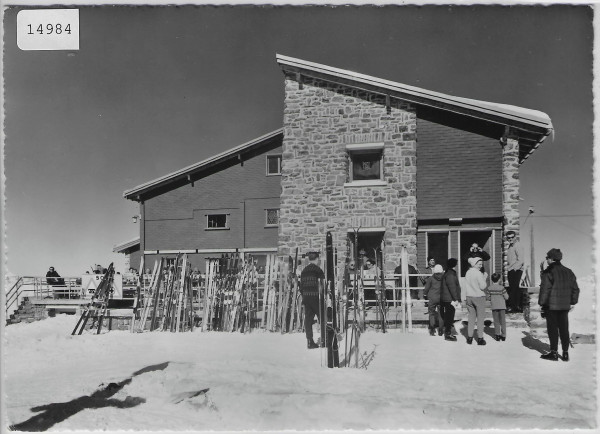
[4,313,596,431]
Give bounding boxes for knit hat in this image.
[468,257,482,267]
[546,248,563,261]
[433,264,444,274]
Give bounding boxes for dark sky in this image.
[3,5,594,277]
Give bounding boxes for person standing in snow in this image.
[486,272,509,341]
[440,258,461,341]
[423,264,445,336]
[538,248,580,362]
[418,256,436,304]
[300,251,325,349]
[464,257,488,345]
[505,230,525,313]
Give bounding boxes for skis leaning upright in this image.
[325,231,340,368]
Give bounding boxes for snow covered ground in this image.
[3,305,597,432]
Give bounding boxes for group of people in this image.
[298,233,580,362]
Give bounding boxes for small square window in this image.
[350,150,383,181]
[207,214,228,229]
[265,209,279,227]
[266,155,282,176]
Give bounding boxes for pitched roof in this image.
[276,54,553,161]
[123,128,283,201]
[113,237,140,253]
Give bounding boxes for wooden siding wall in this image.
[143,144,282,254]
[416,116,503,220]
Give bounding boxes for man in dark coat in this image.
[440,258,462,341]
[46,267,63,286]
[538,248,580,362]
[424,264,445,336]
[300,252,325,349]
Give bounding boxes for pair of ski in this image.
[281,249,300,334]
[72,263,115,335]
[319,232,340,368]
[373,248,388,333]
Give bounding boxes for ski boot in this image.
[540,351,559,361]
[307,339,319,349]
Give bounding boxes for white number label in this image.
[17,9,79,51]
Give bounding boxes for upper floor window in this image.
[265,209,280,227]
[206,214,229,230]
[266,155,282,176]
[345,143,385,186]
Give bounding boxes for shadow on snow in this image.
[10,362,171,432]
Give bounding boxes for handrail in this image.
[5,277,24,316]
[5,276,87,317]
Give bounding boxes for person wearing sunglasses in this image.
[505,230,524,313]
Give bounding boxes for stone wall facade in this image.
[501,136,521,284]
[278,76,418,271]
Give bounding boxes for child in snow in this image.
[423,264,445,336]
[486,272,509,341]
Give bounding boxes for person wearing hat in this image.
[423,264,445,336]
[538,248,580,362]
[300,251,325,349]
[505,230,525,313]
[440,258,462,341]
[464,257,489,345]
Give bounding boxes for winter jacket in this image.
[423,272,444,304]
[538,262,579,310]
[441,269,461,302]
[486,282,508,310]
[300,263,324,297]
[464,268,488,298]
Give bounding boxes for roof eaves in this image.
[113,237,141,253]
[123,128,284,200]
[276,54,553,136]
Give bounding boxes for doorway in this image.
[427,232,449,270]
[347,231,385,268]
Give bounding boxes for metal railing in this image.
[5,276,85,317]
[352,273,429,305]
[5,277,24,317]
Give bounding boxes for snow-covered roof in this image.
[113,237,140,253]
[276,54,553,161]
[123,128,283,201]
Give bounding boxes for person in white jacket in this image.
[464,257,488,345]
